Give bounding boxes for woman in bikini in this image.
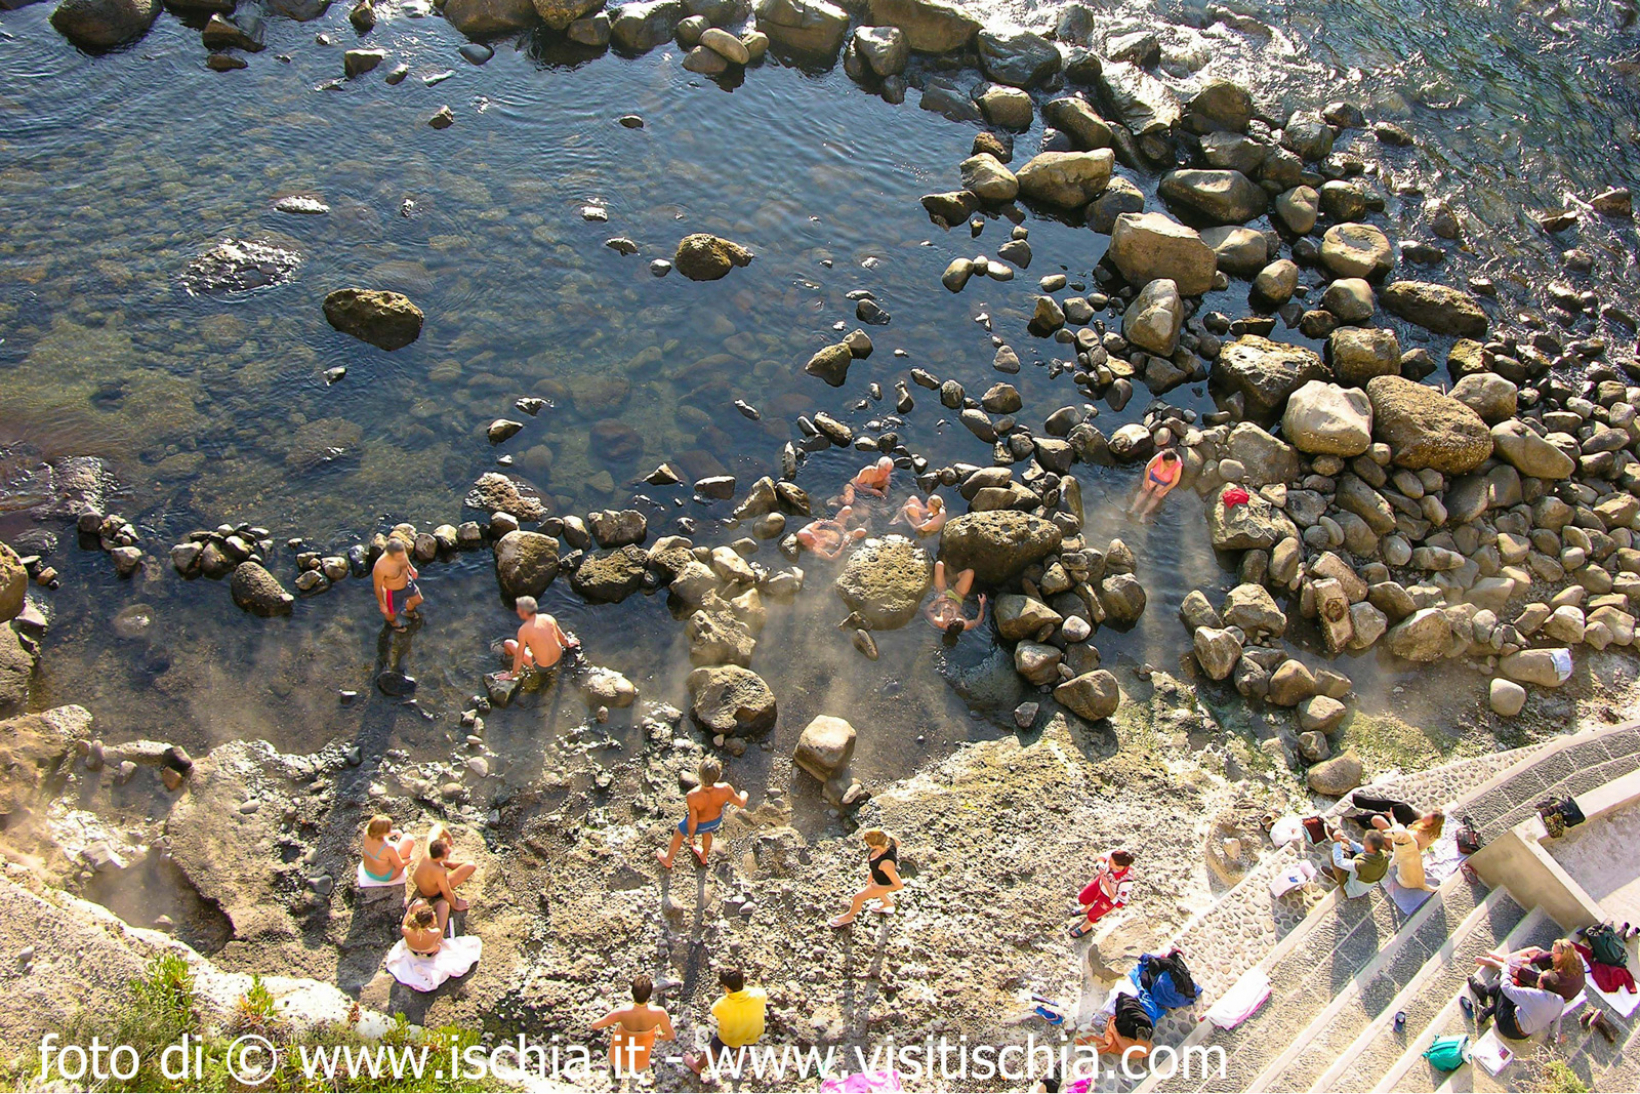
[401,902,443,957]
[360,814,416,885]
[1070,850,1135,938]
[922,561,986,641]
[830,828,903,928]
[891,493,947,535]
[796,506,868,560]
[1129,449,1182,521]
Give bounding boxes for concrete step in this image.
[1246,869,1492,1093]
[1298,886,1528,1094]
[1369,906,1560,1094]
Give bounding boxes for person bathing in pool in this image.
[838,456,894,506]
[923,561,986,642]
[657,757,747,869]
[1128,449,1182,522]
[796,506,869,560]
[891,493,947,535]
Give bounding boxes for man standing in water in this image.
[372,537,423,631]
[499,596,579,681]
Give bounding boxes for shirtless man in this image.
[795,506,868,560]
[923,561,987,641]
[372,538,423,631]
[590,975,674,1082]
[1128,449,1182,522]
[411,824,476,932]
[657,757,747,869]
[891,493,946,535]
[838,456,894,506]
[499,596,578,681]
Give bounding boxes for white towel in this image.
[385,929,482,992]
[1203,968,1270,1030]
[357,862,406,889]
[1581,958,1640,1017]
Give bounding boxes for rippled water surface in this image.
[1,0,1636,785]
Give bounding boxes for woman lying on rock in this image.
[923,561,986,642]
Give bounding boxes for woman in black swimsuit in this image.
[830,828,903,928]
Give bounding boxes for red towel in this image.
[1575,943,1638,994]
[1222,487,1250,508]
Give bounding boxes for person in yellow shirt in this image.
[685,968,766,1078]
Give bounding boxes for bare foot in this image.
[451,897,469,912]
[691,845,708,867]
[655,850,674,870]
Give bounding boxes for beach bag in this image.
[1588,924,1629,969]
[1423,1035,1469,1072]
[1537,796,1585,839]
[1455,814,1483,856]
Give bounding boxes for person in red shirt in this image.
[1129,450,1182,521]
[1070,850,1135,938]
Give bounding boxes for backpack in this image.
[1113,994,1155,1042]
[1588,924,1629,969]
[1455,814,1483,856]
[1423,1035,1469,1072]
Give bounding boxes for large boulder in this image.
[977,28,1060,87]
[688,665,778,737]
[865,0,977,52]
[532,0,600,29]
[1380,281,1488,337]
[675,233,755,280]
[794,715,857,782]
[1016,150,1113,209]
[1366,375,1493,474]
[322,289,423,350]
[570,545,648,604]
[1200,226,1268,277]
[493,530,561,599]
[1054,669,1121,720]
[1222,583,1286,638]
[960,153,1019,202]
[852,25,908,75]
[1158,169,1267,224]
[1329,327,1401,387]
[1320,223,1393,279]
[1108,212,1216,296]
[1282,380,1373,457]
[834,535,934,629]
[0,543,25,624]
[1193,627,1242,681]
[1211,335,1329,417]
[755,0,849,54]
[939,511,1062,585]
[1489,420,1575,480]
[995,595,1062,641]
[0,626,36,719]
[444,0,538,35]
[609,0,684,48]
[1449,373,1518,423]
[229,562,294,617]
[1308,751,1364,796]
[1096,61,1180,135]
[687,607,756,667]
[1499,647,1573,688]
[0,706,91,818]
[1122,278,1182,355]
[1207,491,1298,551]
[1384,607,1450,662]
[1225,422,1301,486]
[50,0,159,49]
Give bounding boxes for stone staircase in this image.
[1091,721,1640,1094]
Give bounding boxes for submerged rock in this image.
[322,288,424,350]
[183,239,302,296]
[229,562,294,617]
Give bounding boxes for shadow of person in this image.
[375,615,422,697]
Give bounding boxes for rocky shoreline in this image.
[6,0,1640,1084]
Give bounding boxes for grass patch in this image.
[1536,1057,1589,1094]
[10,955,505,1093]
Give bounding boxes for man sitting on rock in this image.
[499,596,579,683]
[412,824,477,932]
[1328,827,1390,898]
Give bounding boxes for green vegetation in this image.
[10,955,503,1093]
[1536,1057,1590,1094]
